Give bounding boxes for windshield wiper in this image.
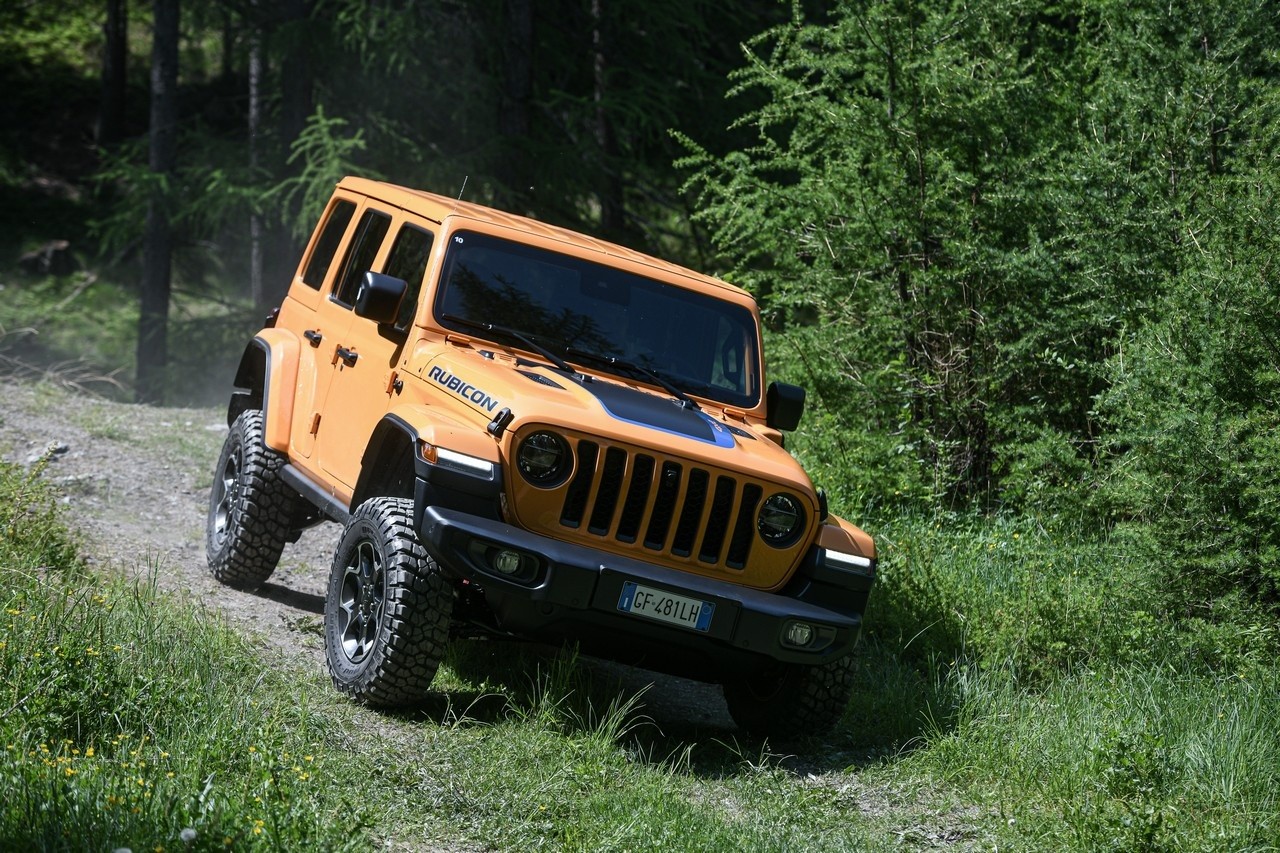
[442,314,583,378]
[566,347,700,410]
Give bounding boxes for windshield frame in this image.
[431,229,763,409]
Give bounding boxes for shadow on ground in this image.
[375,635,956,779]
[239,541,953,779]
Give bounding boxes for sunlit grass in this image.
[912,663,1280,849]
[0,561,369,851]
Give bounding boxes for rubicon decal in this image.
[428,366,500,412]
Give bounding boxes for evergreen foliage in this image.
[1103,87,1280,627]
[682,0,1280,629]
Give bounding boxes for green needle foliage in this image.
[682,0,1280,640]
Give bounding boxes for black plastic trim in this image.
[369,413,505,521]
[415,506,867,673]
[281,464,350,524]
[227,336,273,426]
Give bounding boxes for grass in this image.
[921,664,1280,849]
[3,456,1279,851]
[1,464,367,850]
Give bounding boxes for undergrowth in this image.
[0,462,369,851]
[0,271,259,405]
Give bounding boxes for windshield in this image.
[434,231,761,407]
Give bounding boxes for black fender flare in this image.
[352,413,503,521]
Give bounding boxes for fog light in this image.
[493,550,523,575]
[784,621,815,648]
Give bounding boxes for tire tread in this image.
[206,410,294,589]
[723,655,856,739]
[325,497,450,707]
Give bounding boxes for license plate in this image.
[617,581,715,632]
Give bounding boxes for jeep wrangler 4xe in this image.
[207,176,875,736]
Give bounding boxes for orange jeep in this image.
[207,177,875,736]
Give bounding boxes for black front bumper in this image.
[415,505,873,679]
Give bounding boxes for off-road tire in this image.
[722,654,856,739]
[206,409,294,589]
[324,496,451,707]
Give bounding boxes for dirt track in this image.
[0,379,735,730]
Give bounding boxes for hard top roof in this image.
[337,176,747,298]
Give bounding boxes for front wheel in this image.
[722,655,856,739]
[324,497,451,707]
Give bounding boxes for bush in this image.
[868,514,1157,682]
[1101,140,1280,640]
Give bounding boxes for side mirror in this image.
[354,271,408,326]
[766,381,806,432]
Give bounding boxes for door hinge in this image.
[309,412,322,435]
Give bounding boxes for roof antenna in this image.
[451,175,468,214]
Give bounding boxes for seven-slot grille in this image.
[557,439,765,570]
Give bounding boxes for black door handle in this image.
[336,346,359,366]
[304,329,323,346]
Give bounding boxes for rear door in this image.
[283,193,359,461]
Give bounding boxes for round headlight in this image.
[516,431,571,486]
[758,492,805,547]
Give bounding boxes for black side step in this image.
[281,464,351,525]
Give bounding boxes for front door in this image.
[317,216,437,492]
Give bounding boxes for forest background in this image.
[3,0,1280,848]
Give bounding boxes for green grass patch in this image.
[1,464,371,851]
[870,514,1159,680]
[915,663,1280,850]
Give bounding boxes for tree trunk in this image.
[97,0,128,145]
[220,6,236,83]
[262,0,313,308]
[136,0,179,404]
[248,7,265,308]
[591,0,624,239]
[496,0,533,210]
[277,0,313,151]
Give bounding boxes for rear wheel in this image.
[722,655,856,739]
[324,496,451,707]
[206,410,294,589]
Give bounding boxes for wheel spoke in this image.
[337,539,385,664]
[337,590,358,657]
[212,456,239,542]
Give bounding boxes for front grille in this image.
[558,440,762,570]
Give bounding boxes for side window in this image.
[381,224,434,331]
[333,209,392,306]
[301,199,356,289]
